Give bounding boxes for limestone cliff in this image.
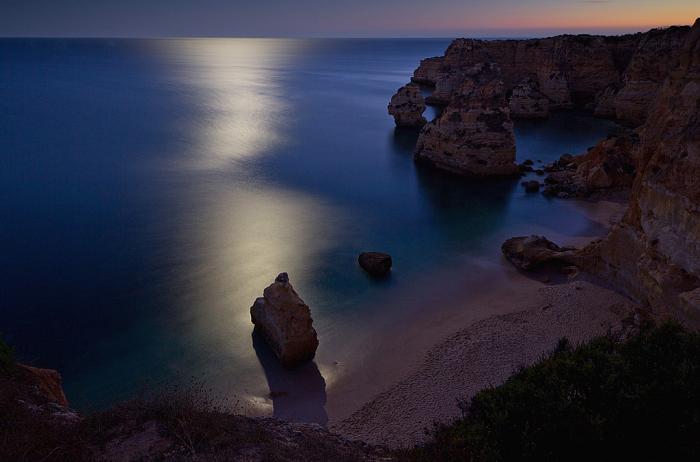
[387,83,427,127]
[414,63,518,177]
[400,20,700,321]
[404,25,689,124]
[594,26,690,125]
[581,19,700,322]
[391,25,691,177]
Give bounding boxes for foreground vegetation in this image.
[401,322,700,461]
[2,322,699,461]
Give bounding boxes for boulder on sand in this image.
[250,273,319,367]
[501,235,577,271]
[358,252,393,276]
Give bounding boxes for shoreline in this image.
[331,280,638,447]
[324,197,632,444]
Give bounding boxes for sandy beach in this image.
[332,280,637,447]
[325,198,635,447]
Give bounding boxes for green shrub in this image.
[403,322,700,461]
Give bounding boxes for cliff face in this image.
[595,26,691,125]
[581,19,700,321]
[394,25,690,178]
[396,20,700,321]
[409,26,689,124]
[387,83,427,127]
[414,63,518,177]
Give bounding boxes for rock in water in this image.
[522,180,541,193]
[388,83,427,127]
[250,273,319,367]
[414,63,519,177]
[358,252,393,276]
[501,236,577,271]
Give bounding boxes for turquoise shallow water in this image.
[0,38,618,421]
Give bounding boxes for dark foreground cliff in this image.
[6,319,699,461]
[0,338,389,462]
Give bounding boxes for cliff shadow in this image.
[390,126,422,155]
[251,332,328,425]
[413,163,518,246]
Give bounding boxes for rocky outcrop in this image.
[580,19,700,322]
[388,83,427,127]
[399,25,691,128]
[393,25,692,179]
[17,364,69,407]
[502,235,577,271]
[593,26,690,125]
[358,252,392,276]
[509,79,549,118]
[250,273,319,367]
[2,357,390,461]
[542,131,639,198]
[414,63,519,177]
[410,34,634,110]
[412,56,443,85]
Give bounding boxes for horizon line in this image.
[0,21,694,41]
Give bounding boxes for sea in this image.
[0,38,618,422]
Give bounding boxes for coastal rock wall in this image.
[581,19,700,321]
[594,26,691,125]
[399,20,700,321]
[392,25,691,177]
[407,26,690,124]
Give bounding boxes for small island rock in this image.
[358,252,393,276]
[250,273,319,367]
[388,83,427,127]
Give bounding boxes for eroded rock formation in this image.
[542,131,639,198]
[400,20,700,323]
[593,26,691,125]
[17,364,69,407]
[394,25,691,178]
[407,27,689,125]
[251,273,319,367]
[580,19,700,321]
[414,63,519,177]
[509,79,550,118]
[388,83,427,127]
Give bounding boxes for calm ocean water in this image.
[0,38,618,421]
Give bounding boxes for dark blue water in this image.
[0,38,617,421]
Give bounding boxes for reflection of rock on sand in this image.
[252,332,328,425]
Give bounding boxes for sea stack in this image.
[358,252,393,276]
[388,83,427,127]
[250,273,319,367]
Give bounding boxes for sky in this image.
[0,0,698,38]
